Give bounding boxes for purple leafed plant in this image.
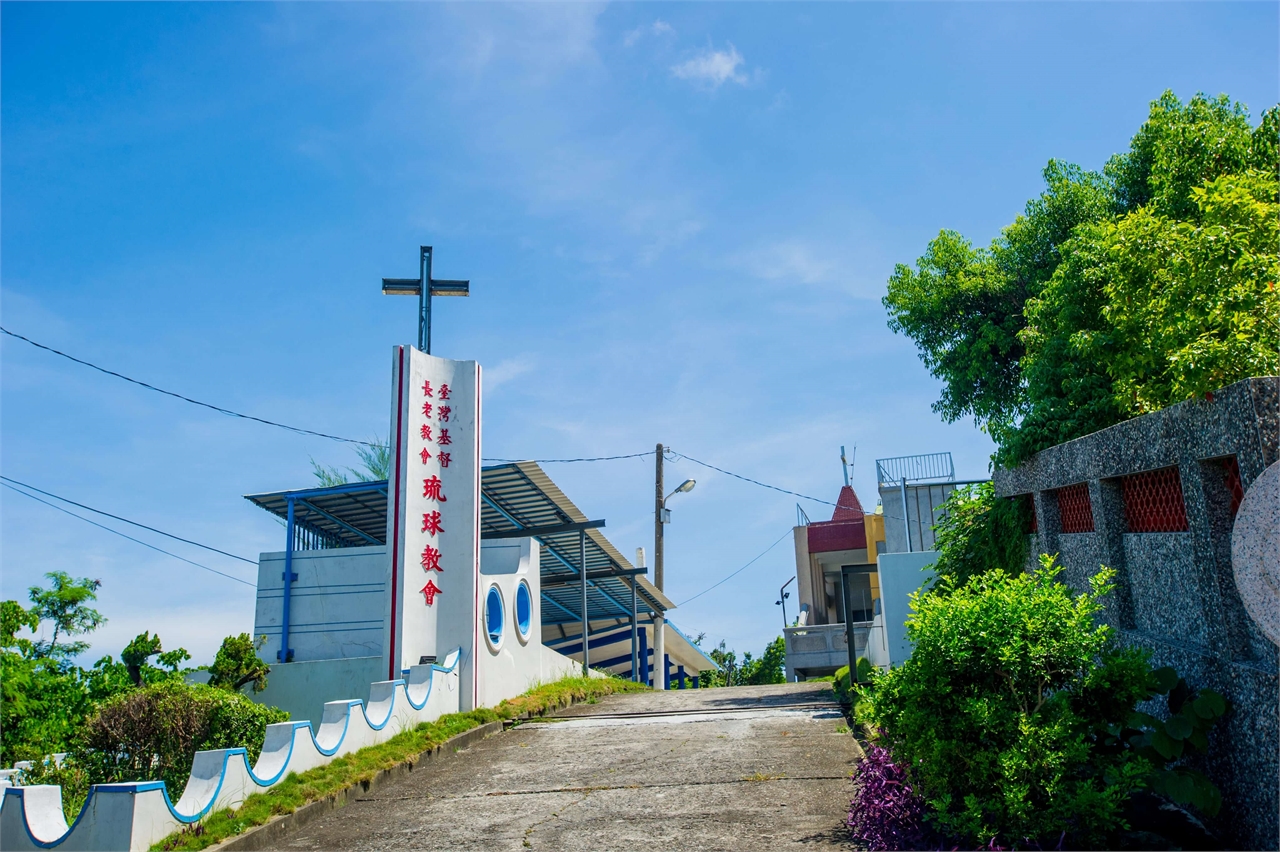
[847,742,934,851]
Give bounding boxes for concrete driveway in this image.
[279,681,860,851]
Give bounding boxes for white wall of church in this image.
[243,655,385,728]
[254,546,387,665]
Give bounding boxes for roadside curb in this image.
[209,719,504,852]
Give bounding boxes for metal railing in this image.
[875,452,955,487]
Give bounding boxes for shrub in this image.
[75,680,287,797]
[867,555,1153,847]
[207,633,270,693]
[847,742,934,851]
[833,665,851,704]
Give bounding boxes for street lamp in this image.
[776,576,794,628]
[660,479,696,524]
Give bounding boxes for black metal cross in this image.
[381,245,470,354]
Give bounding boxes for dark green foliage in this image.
[868,556,1153,847]
[929,482,1030,589]
[208,633,271,693]
[885,91,1280,466]
[76,681,288,797]
[1091,668,1229,817]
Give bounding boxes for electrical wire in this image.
[482,452,654,464]
[668,452,837,506]
[1,326,376,447]
[2,482,256,587]
[0,475,258,565]
[676,527,794,607]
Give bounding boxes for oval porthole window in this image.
[485,586,504,651]
[515,580,533,643]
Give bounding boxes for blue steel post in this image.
[639,625,649,685]
[579,530,590,676]
[629,577,638,682]
[280,497,297,663]
[663,653,671,689]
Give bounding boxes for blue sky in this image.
[3,2,1276,665]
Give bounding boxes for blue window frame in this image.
[485,586,504,649]
[515,580,533,641]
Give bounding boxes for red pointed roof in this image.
[807,485,868,553]
[831,485,864,521]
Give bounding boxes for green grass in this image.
[152,675,647,851]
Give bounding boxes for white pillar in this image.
[653,615,666,690]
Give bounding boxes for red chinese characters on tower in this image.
[438,405,451,423]
[422,475,447,502]
[421,511,444,536]
[420,579,442,605]
[439,384,451,400]
[421,381,434,398]
[420,545,442,572]
[420,424,433,442]
[422,401,433,418]
[437,428,452,447]
[419,447,432,464]
[437,452,452,469]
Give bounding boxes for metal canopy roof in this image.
[244,461,672,625]
[480,462,671,624]
[244,481,389,549]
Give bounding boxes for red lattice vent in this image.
[1223,456,1244,519]
[1120,467,1189,533]
[1057,483,1094,533]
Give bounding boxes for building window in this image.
[1056,483,1094,533]
[1120,467,1189,533]
[514,580,532,643]
[485,585,505,651]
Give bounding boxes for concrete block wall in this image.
[994,377,1278,851]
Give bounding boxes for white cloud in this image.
[733,239,837,286]
[483,357,536,396]
[671,44,748,89]
[624,19,674,48]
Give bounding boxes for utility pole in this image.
[654,443,665,592]
[653,443,666,690]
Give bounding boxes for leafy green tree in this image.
[739,636,787,685]
[883,161,1113,446]
[1102,170,1279,414]
[27,572,105,661]
[311,439,390,486]
[885,90,1279,466]
[208,633,271,693]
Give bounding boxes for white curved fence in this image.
[0,649,462,852]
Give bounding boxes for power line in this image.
[0,476,258,565]
[669,452,837,506]
[483,452,655,464]
[0,326,376,447]
[676,527,793,607]
[3,482,255,587]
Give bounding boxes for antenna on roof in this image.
[840,446,850,487]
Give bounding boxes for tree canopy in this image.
[884,91,1279,466]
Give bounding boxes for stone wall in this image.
[994,377,1278,851]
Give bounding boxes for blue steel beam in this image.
[541,592,581,623]
[296,499,381,546]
